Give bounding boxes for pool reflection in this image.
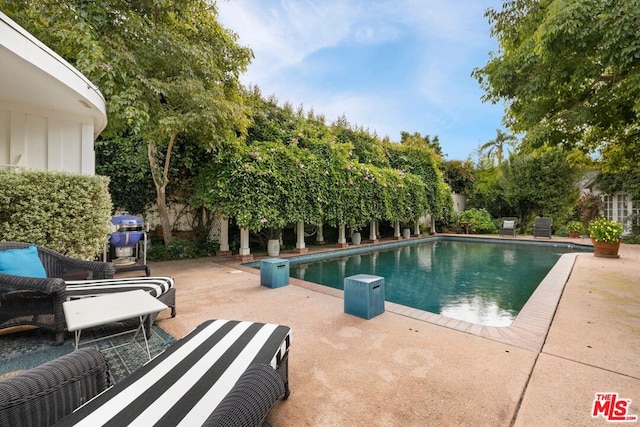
[289,240,578,326]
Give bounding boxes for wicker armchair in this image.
[0,242,115,345]
[0,348,110,427]
[499,217,518,237]
[533,217,553,239]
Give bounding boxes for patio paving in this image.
[150,236,640,426]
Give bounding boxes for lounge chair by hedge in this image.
[499,217,518,237]
[533,217,553,239]
[0,242,176,344]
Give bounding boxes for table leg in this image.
[74,330,82,350]
[71,314,156,361]
[131,314,152,360]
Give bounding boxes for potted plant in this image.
[588,217,623,258]
[566,221,584,238]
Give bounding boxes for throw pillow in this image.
[503,220,515,229]
[0,245,47,278]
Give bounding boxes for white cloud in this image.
[216,0,506,158]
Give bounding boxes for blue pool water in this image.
[287,239,585,326]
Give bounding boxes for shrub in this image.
[0,169,112,259]
[147,237,218,261]
[622,234,640,245]
[566,221,584,234]
[458,208,498,234]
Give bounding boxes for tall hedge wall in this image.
[0,169,112,259]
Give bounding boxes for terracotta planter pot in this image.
[592,239,620,258]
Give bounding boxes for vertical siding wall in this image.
[0,104,95,174]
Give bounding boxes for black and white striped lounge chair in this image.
[66,276,176,332]
[54,319,292,426]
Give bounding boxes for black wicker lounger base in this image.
[0,348,111,427]
[55,319,291,426]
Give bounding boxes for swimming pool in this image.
[282,238,590,326]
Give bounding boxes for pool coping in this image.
[242,235,591,352]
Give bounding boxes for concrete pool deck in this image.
[152,235,640,426]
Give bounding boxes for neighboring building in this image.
[582,170,639,235]
[0,11,107,175]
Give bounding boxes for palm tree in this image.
[480,129,518,165]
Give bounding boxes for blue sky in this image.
[216,0,506,160]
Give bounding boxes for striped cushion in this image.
[65,277,174,299]
[55,320,291,426]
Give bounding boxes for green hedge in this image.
[193,141,432,231]
[0,169,112,259]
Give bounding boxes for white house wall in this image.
[0,103,96,174]
[0,108,9,166]
[0,11,106,175]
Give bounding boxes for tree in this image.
[4,0,253,244]
[466,161,510,219]
[333,116,389,168]
[479,129,518,165]
[500,149,583,231]
[245,88,299,145]
[95,136,155,215]
[473,0,640,171]
[442,159,475,194]
[597,170,640,204]
[399,132,444,158]
[386,140,453,225]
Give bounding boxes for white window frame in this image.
[602,192,637,235]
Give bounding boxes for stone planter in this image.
[351,232,361,246]
[592,239,620,258]
[402,228,411,239]
[267,239,280,257]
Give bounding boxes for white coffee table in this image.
[63,289,168,360]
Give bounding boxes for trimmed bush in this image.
[0,169,112,259]
[458,208,498,234]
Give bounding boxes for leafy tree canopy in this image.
[332,116,389,167]
[399,132,444,158]
[596,170,640,202]
[500,149,584,230]
[473,0,640,171]
[386,139,453,223]
[3,0,253,243]
[443,159,475,194]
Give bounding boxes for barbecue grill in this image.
[108,214,145,265]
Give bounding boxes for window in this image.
[603,193,636,234]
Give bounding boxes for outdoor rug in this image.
[0,322,175,384]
